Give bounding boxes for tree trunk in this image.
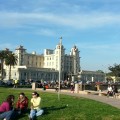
[1,59,4,80]
[9,65,11,80]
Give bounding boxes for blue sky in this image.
[0,0,120,72]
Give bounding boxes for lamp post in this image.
[58,37,62,101]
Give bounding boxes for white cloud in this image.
[0,11,120,29]
[18,28,56,36]
[35,29,56,36]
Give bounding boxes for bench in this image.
[99,91,107,96]
[84,90,107,96]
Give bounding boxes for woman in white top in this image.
[107,85,113,97]
[29,92,44,120]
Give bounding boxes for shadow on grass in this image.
[42,105,67,115]
[13,109,30,120]
[13,106,67,119]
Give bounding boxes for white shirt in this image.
[108,86,112,92]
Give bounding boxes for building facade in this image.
[3,39,81,82]
[79,70,106,83]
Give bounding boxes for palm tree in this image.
[0,49,10,80]
[5,52,17,80]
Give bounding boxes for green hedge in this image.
[17,85,32,88]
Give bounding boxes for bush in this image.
[18,85,32,88]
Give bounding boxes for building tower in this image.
[15,45,26,66]
[70,45,80,75]
[54,37,65,71]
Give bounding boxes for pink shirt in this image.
[0,102,10,112]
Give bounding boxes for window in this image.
[24,72,26,76]
[56,51,58,54]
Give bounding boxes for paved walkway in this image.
[14,88,120,109]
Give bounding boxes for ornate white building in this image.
[3,39,81,82]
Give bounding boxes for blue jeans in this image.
[0,110,14,120]
[29,108,44,119]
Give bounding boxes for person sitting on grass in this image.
[16,92,29,115]
[29,91,44,120]
[0,95,15,120]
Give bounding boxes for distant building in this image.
[3,38,81,82]
[78,70,106,83]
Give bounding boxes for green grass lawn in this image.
[0,88,120,120]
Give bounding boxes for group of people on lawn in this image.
[0,91,44,120]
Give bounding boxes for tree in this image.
[5,52,17,80]
[0,49,10,80]
[96,70,104,73]
[108,64,120,77]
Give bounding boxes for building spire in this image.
[59,36,62,45]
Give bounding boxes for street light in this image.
[58,37,62,101]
